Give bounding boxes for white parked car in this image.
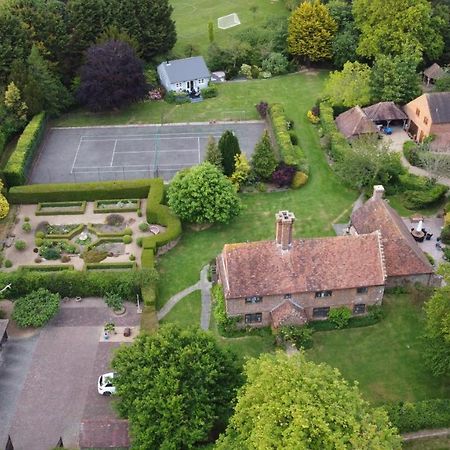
[98,372,116,396]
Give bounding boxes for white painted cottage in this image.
[157,56,211,94]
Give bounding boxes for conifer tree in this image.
[251,131,277,180]
[204,136,223,171]
[218,130,241,177]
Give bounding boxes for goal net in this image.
[217,13,241,30]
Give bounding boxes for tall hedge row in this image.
[268,103,308,172]
[3,112,47,187]
[319,102,350,162]
[8,178,155,204]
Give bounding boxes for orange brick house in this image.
[404,92,450,149]
[217,212,387,328]
[217,187,437,328]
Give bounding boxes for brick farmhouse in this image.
[217,186,436,328]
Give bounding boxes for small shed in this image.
[363,101,408,127]
[157,56,211,94]
[423,63,445,85]
[79,419,130,450]
[335,106,378,139]
[0,319,8,350]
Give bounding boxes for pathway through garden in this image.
[157,265,212,330]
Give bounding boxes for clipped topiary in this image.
[123,235,132,244]
[291,171,309,189]
[15,240,27,251]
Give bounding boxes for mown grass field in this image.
[307,294,450,405]
[170,0,288,56]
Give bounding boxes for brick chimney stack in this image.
[372,185,385,201]
[275,211,295,251]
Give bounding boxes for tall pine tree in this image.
[218,130,241,177]
[251,131,277,180]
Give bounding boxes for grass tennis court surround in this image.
[31,122,265,183]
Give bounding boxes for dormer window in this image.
[315,290,332,298]
[245,296,262,304]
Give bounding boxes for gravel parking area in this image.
[5,298,140,450]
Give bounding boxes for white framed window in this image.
[245,313,262,324]
[245,296,262,304]
[353,304,366,314]
[357,287,368,294]
[315,290,332,298]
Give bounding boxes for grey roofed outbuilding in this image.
[363,101,407,122]
[426,92,450,124]
[0,319,8,349]
[158,56,211,84]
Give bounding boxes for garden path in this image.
[402,428,450,442]
[157,265,212,330]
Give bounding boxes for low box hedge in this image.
[87,237,123,250]
[8,178,157,204]
[141,248,155,269]
[44,223,84,240]
[18,264,75,272]
[268,103,308,172]
[93,198,141,213]
[87,223,128,238]
[36,201,87,216]
[3,112,47,187]
[85,262,137,270]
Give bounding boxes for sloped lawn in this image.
[307,294,450,405]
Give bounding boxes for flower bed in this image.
[36,201,86,216]
[93,199,140,213]
[42,223,84,240]
[87,223,129,238]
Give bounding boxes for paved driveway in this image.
[4,298,140,450]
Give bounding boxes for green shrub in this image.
[35,231,45,239]
[165,91,190,104]
[385,399,450,433]
[123,235,132,244]
[137,209,143,217]
[82,249,108,263]
[212,284,240,335]
[403,141,420,166]
[4,259,12,268]
[24,216,30,222]
[123,227,132,235]
[200,85,218,98]
[22,222,32,233]
[104,291,123,311]
[3,112,47,186]
[141,248,155,269]
[268,103,308,171]
[85,262,137,270]
[137,237,143,247]
[19,264,74,271]
[403,184,448,209]
[12,288,60,327]
[440,225,450,245]
[8,178,156,204]
[40,246,60,260]
[129,254,136,261]
[139,222,149,232]
[278,325,313,349]
[328,306,352,328]
[15,240,26,251]
[425,253,435,266]
[289,131,298,145]
[35,238,43,246]
[319,102,350,162]
[291,171,308,189]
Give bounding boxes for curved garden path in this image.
[402,428,450,442]
[156,265,212,330]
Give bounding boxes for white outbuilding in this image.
[157,56,211,94]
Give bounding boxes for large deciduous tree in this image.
[216,352,402,450]
[167,162,242,224]
[218,130,241,177]
[287,0,337,64]
[324,61,372,107]
[370,53,421,104]
[112,325,242,449]
[77,40,148,112]
[353,0,444,60]
[113,0,176,59]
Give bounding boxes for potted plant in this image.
[104,291,126,315]
[104,321,116,335]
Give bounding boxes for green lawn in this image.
[307,294,450,405]
[160,290,202,328]
[54,72,328,127]
[170,0,288,56]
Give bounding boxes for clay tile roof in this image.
[79,419,129,449]
[351,199,433,278]
[363,102,407,122]
[271,299,306,328]
[424,63,445,80]
[219,233,385,299]
[335,106,378,139]
[425,92,450,124]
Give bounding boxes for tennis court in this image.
[30,121,266,183]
